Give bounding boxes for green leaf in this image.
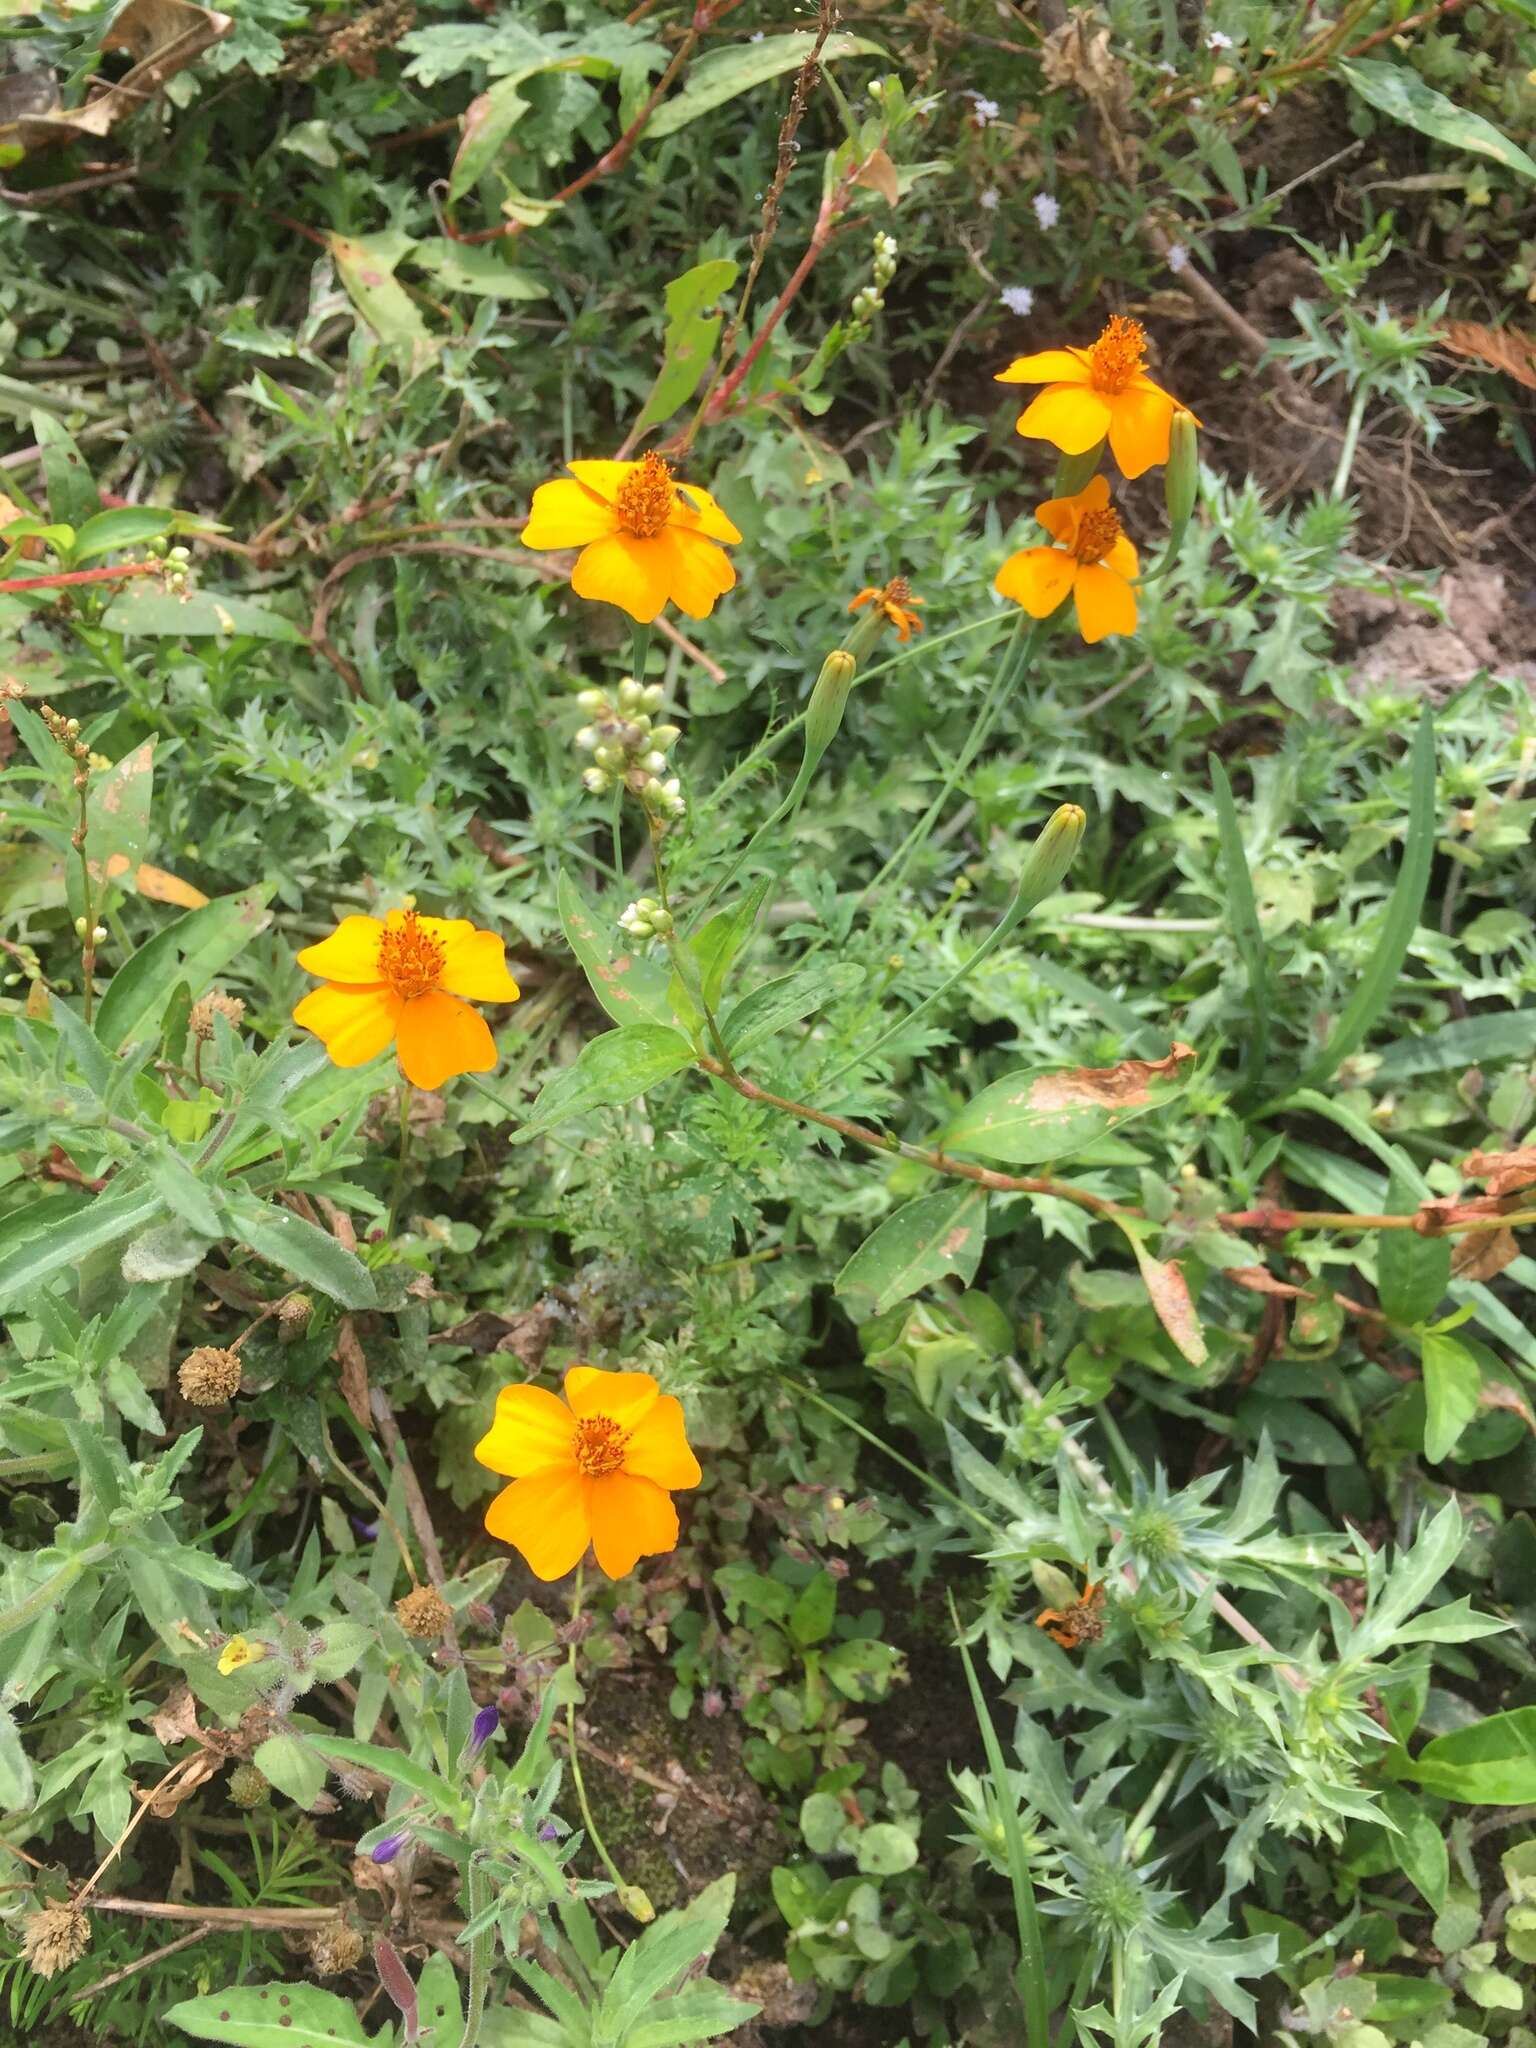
[1377,1168,1450,1327]
[720,962,864,1060]
[34,412,100,529]
[96,887,275,1053]
[0,1185,166,1309]
[636,258,740,434]
[224,1191,378,1309]
[856,1821,918,1875]
[1341,58,1536,184]
[788,1571,836,1648]
[165,1983,380,2046]
[250,1735,327,1809]
[1298,707,1435,1091]
[1375,1010,1536,1080]
[72,507,174,561]
[836,1183,988,1317]
[328,231,434,353]
[413,240,549,299]
[416,1952,463,2044]
[644,32,885,139]
[308,1733,460,1808]
[515,1023,694,1141]
[557,869,674,1029]
[1378,1788,1449,1912]
[600,1876,736,2035]
[670,882,769,1030]
[1421,1330,1481,1464]
[1413,1708,1536,1803]
[626,1989,763,2048]
[1209,755,1271,1089]
[944,1047,1193,1165]
[83,740,154,906]
[101,583,308,642]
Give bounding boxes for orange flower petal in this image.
[485,1467,591,1580]
[656,528,736,620]
[995,349,1091,386]
[1106,384,1175,479]
[437,924,520,1004]
[393,990,496,1089]
[674,483,742,544]
[1016,384,1113,456]
[586,1471,679,1578]
[565,460,638,504]
[522,477,619,549]
[565,1365,658,1428]
[1104,534,1140,582]
[570,533,672,622]
[1073,562,1137,643]
[623,1395,702,1491]
[292,984,399,1067]
[474,1384,577,1478]
[1034,474,1108,546]
[295,915,384,982]
[995,546,1078,619]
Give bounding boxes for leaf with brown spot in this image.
[84,740,153,897]
[335,1315,372,1432]
[1478,1379,1536,1436]
[946,1043,1196,1166]
[1441,321,1536,392]
[136,862,209,909]
[1122,1228,1208,1367]
[1452,1227,1519,1284]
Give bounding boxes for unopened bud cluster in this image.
[849,231,899,332]
[39,702,90,792]
[618,896,673,941]
[146,536,194,594]
[573,678,683,816]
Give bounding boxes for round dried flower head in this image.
[278,1293,312,1336]
[395,1585,452,1639]
[178,1345,242,1407]
[189,990,246,1042]
[309,1918,365,1977]
[22,1903,91,1980]
[227,1762,270,1810]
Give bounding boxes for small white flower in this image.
[1168,244,1189,274]
[1001,285,1035,316]
[1157,60,1176,76]
[749,28,764,39]
[1032,192,1059,230]
[979,186,999,212]
[964,92,1001,125]
[1206,29,1233,48]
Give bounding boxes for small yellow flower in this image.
[475,1366,701,1581]
[522,453,741,624]
[848,577,925,642]
[995,475,1139,645]
[995,316,1195,479]
[293,909,519,1091]
[218,1635,267,1676]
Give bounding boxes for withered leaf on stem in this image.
[0,0,231,155]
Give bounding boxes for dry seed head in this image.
[227,1761,270,1809]
[395,1585,452,1639]
[178,1345,242,1406]
[21,1903,90,1979]
[278,1294,312,1335]
[189,990,247,1042]
[309,1918,365,1976]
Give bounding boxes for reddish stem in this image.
[0,562,161,594]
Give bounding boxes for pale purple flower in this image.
[1207,29,1233,48]
[1168,244,1189,274]
[538,1820,560,1841]
[979,187,1000,212]
[370,1829,410,1864]
[965,92,1001,125]
[1001,286,1035,316]
[1032,193,1059,230]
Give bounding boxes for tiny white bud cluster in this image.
[571,678,679,801]
[618,896,673,940]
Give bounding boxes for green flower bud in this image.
[1013,803,1087,916]
[802,650,858,781]
[1051,442,1105,499]
[1162,407,1199,556]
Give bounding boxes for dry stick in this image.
[76,1757,210,1907]
[371,1387,461,1658]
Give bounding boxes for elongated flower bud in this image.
[1013,803,1087,916]
[462,1704,500,1766]
[1162,408,1199,560]
[370,1829,411,1865]
[1051,440,1105,500]
[802,650,858,780]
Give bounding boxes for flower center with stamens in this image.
[614,453,676,540]
[377,911,445,1002]
[1072,506,1122,565]
[1086,315,1147,395]
[572,1415,627,1477]
[882,577,912,606]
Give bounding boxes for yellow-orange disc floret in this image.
[995,315,1197,480]
[474,1365,701,1580]
[994,475,1140,645]
[848,576,925,642]
[522,453,742,624]
[292,908,520,1091]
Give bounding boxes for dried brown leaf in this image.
[335,1315,372,1432]
[1030,1042,1196,1114]
[1452,1227,1519,1284]
[855,147,899,207]
[0,0,231,153]
[1228,1266,1312,1299]
[1441,321,1536,393]
[1461,1146,1536,1198]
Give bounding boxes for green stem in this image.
[457,1859,493,2048]
[1124,1751,1182,1862]
[652,816,736,1074]
[1332,384,1370,498]
[387,1082,414,1238]
[564,1564,631,1898]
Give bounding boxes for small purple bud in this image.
[538,1820,560,1841]
[350,1517,379,1541]
[464,1704,500,1764]
[370,1829,410,1864]
[702,1688,725,1719]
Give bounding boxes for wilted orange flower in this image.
[522,453,741,624]
[995,475,1139,645]
[476,1366,701,1581]
[293,910,519,1091]
[848,577,925,642]
[1035,1578,1105,1650]
[996,316,1193,479]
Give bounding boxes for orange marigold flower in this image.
[995,316,1195,480]
[848,577,925,642]
[522,453,741,624]
[994,475,1139,645]
[292,909,519,1091]
[475,1366,701,1581]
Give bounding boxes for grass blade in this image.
[1299,705,1436,1092]
[1208,754,1271,1090]
[947,1593,1051,2048]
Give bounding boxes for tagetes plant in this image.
[996,315,1192,480]
[522,452,741,623]
[848,576,925,642]
[995,475,1139,644]
[475,1366,701,1581]
[293,909,519,1091]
